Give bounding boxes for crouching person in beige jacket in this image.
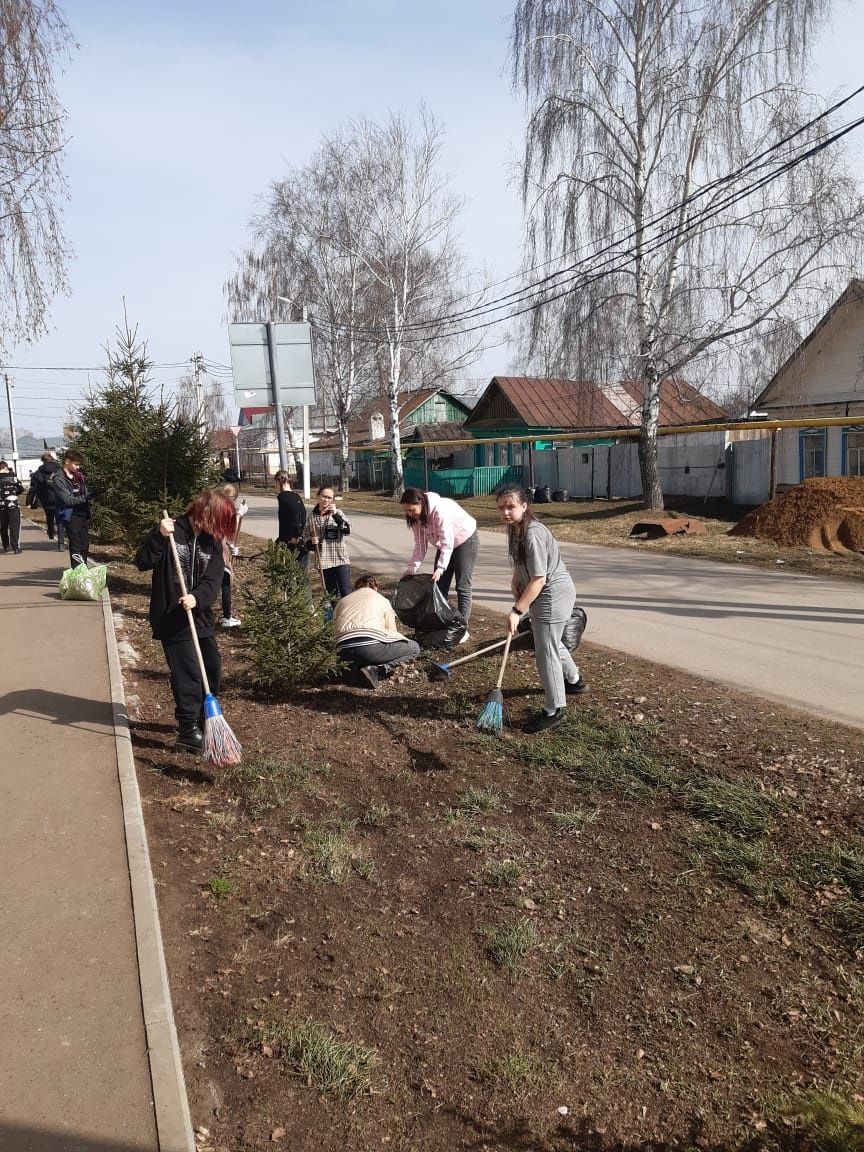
[333,574,421,689]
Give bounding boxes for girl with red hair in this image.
[135,490,238,752]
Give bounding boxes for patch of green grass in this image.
[220,753,309,818]
[303,821,372,884]
[486,919,540,973]
[780,1088,864,1152]
[484,858,522,888]
[804,841,864,895]
[688,826,793,906]
[835,897,864,954]
[207,876,235,898]
[682,777,777,837]
[549,807,598,834]
[205,811,236,829]
[479,1050,560,1098]
[249,1017,376,1099]
[462,825,516,853]
[456,786,503,816]
[361,801,392,827]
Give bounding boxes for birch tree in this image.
[348,108,478,496]
[512,0,864,508]
[1,0,74,348]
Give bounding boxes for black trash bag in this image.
[392,574,435,629]
[552,488,569,502]
[516,604,587,651]
[534,485,551,504]
[393,575,466,648]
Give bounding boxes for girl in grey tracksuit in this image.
[496,483,585,734]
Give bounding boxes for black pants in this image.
[436,530,479,623]
[221,571,232,619]
[337,637,420,671]
[162,636,221,728]
[323,564,352,599]
[67,513,89,566]
[0,505,21,551]
[45,507,57,540]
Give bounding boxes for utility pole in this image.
[301,304,311,500]
[191,352,205,429]
[4,374,19,472]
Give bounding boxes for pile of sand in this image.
[729,476,864,552]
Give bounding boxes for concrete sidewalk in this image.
[0,518,190,1151]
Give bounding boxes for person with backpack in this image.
[53,450,93,568]
[0,461,24,553]
[27,452,62,546]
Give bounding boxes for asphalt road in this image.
[239,492,864,730]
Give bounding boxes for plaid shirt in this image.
[304,507,351,569]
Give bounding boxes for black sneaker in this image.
[565,677,588,696]
[523,707,566,734]
[175,724,204,752]
[358,665,379,690]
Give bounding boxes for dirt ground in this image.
[334,491,864,583]
[106,539,864,1152]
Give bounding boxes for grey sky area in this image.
[4,0,862,436]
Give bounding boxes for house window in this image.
[486,445,495,467]
[799,430,826,480]
[845,430,864,476]
[512,443,523,467]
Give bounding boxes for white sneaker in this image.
[229,544,239,557]
[221,617,242,628]
[458,630,470,645]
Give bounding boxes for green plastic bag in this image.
[59,562,107,602]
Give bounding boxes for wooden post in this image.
[528,441,535,488]
[769,429,778,500]
[423,446,429,490]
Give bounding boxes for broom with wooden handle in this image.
[475,633,512,733]
[162,511,242,766]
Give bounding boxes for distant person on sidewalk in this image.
[496,483,587,734]
[333,574,420,689]
[223,482,247,558]
[400,487,478,642]
[219,484,243,629]
[53,450,93,568]
[0,461,24,554]
[274,470,307,566]
[27,452,62,546]
[134,490,237,752]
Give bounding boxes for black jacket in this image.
[134,516,225,644]
[277,490,306,542]
[53,468,92,519]
[28,460,61,509]
[0,470,24,507]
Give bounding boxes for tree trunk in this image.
[389,385,404,497]
[339,423,350,494]
[638,358,664,510]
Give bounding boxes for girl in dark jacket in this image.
[135,490,237,752]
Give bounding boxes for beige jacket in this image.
[333,587,402,644]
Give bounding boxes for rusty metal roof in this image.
[467,376,724,430]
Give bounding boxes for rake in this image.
[428,636,510,681]
[163,512,242,766]
[475,633,512,733]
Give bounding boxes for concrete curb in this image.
[101,589,196,1152]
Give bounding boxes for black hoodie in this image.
[134,516,224,644]
[28,459,61,509]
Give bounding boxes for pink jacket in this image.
[406,492,477,575]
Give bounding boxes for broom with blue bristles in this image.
[164,511,242,767]
[476,633,512,733]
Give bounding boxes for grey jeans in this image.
[436,530,479,623]
[531,583,580,711]
[337,637,421,671]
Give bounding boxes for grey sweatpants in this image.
[531,591,580,712]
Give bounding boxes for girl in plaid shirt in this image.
[304,486,352,598]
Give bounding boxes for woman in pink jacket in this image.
[400,487,479,637]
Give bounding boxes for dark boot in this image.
[175,723,204,752]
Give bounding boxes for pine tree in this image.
[244,543,338,691]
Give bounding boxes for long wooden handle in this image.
[444,636,508,670]
[495,633,513,690]
[162,510,212,696]
[311,533,327,595]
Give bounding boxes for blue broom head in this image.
[476,688,504,732]
[204,693,223,720]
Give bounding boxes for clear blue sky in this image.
[4,0,862,435]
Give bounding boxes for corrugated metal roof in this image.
[467,376,724,431]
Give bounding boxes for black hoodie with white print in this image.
[134,515,224,644]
